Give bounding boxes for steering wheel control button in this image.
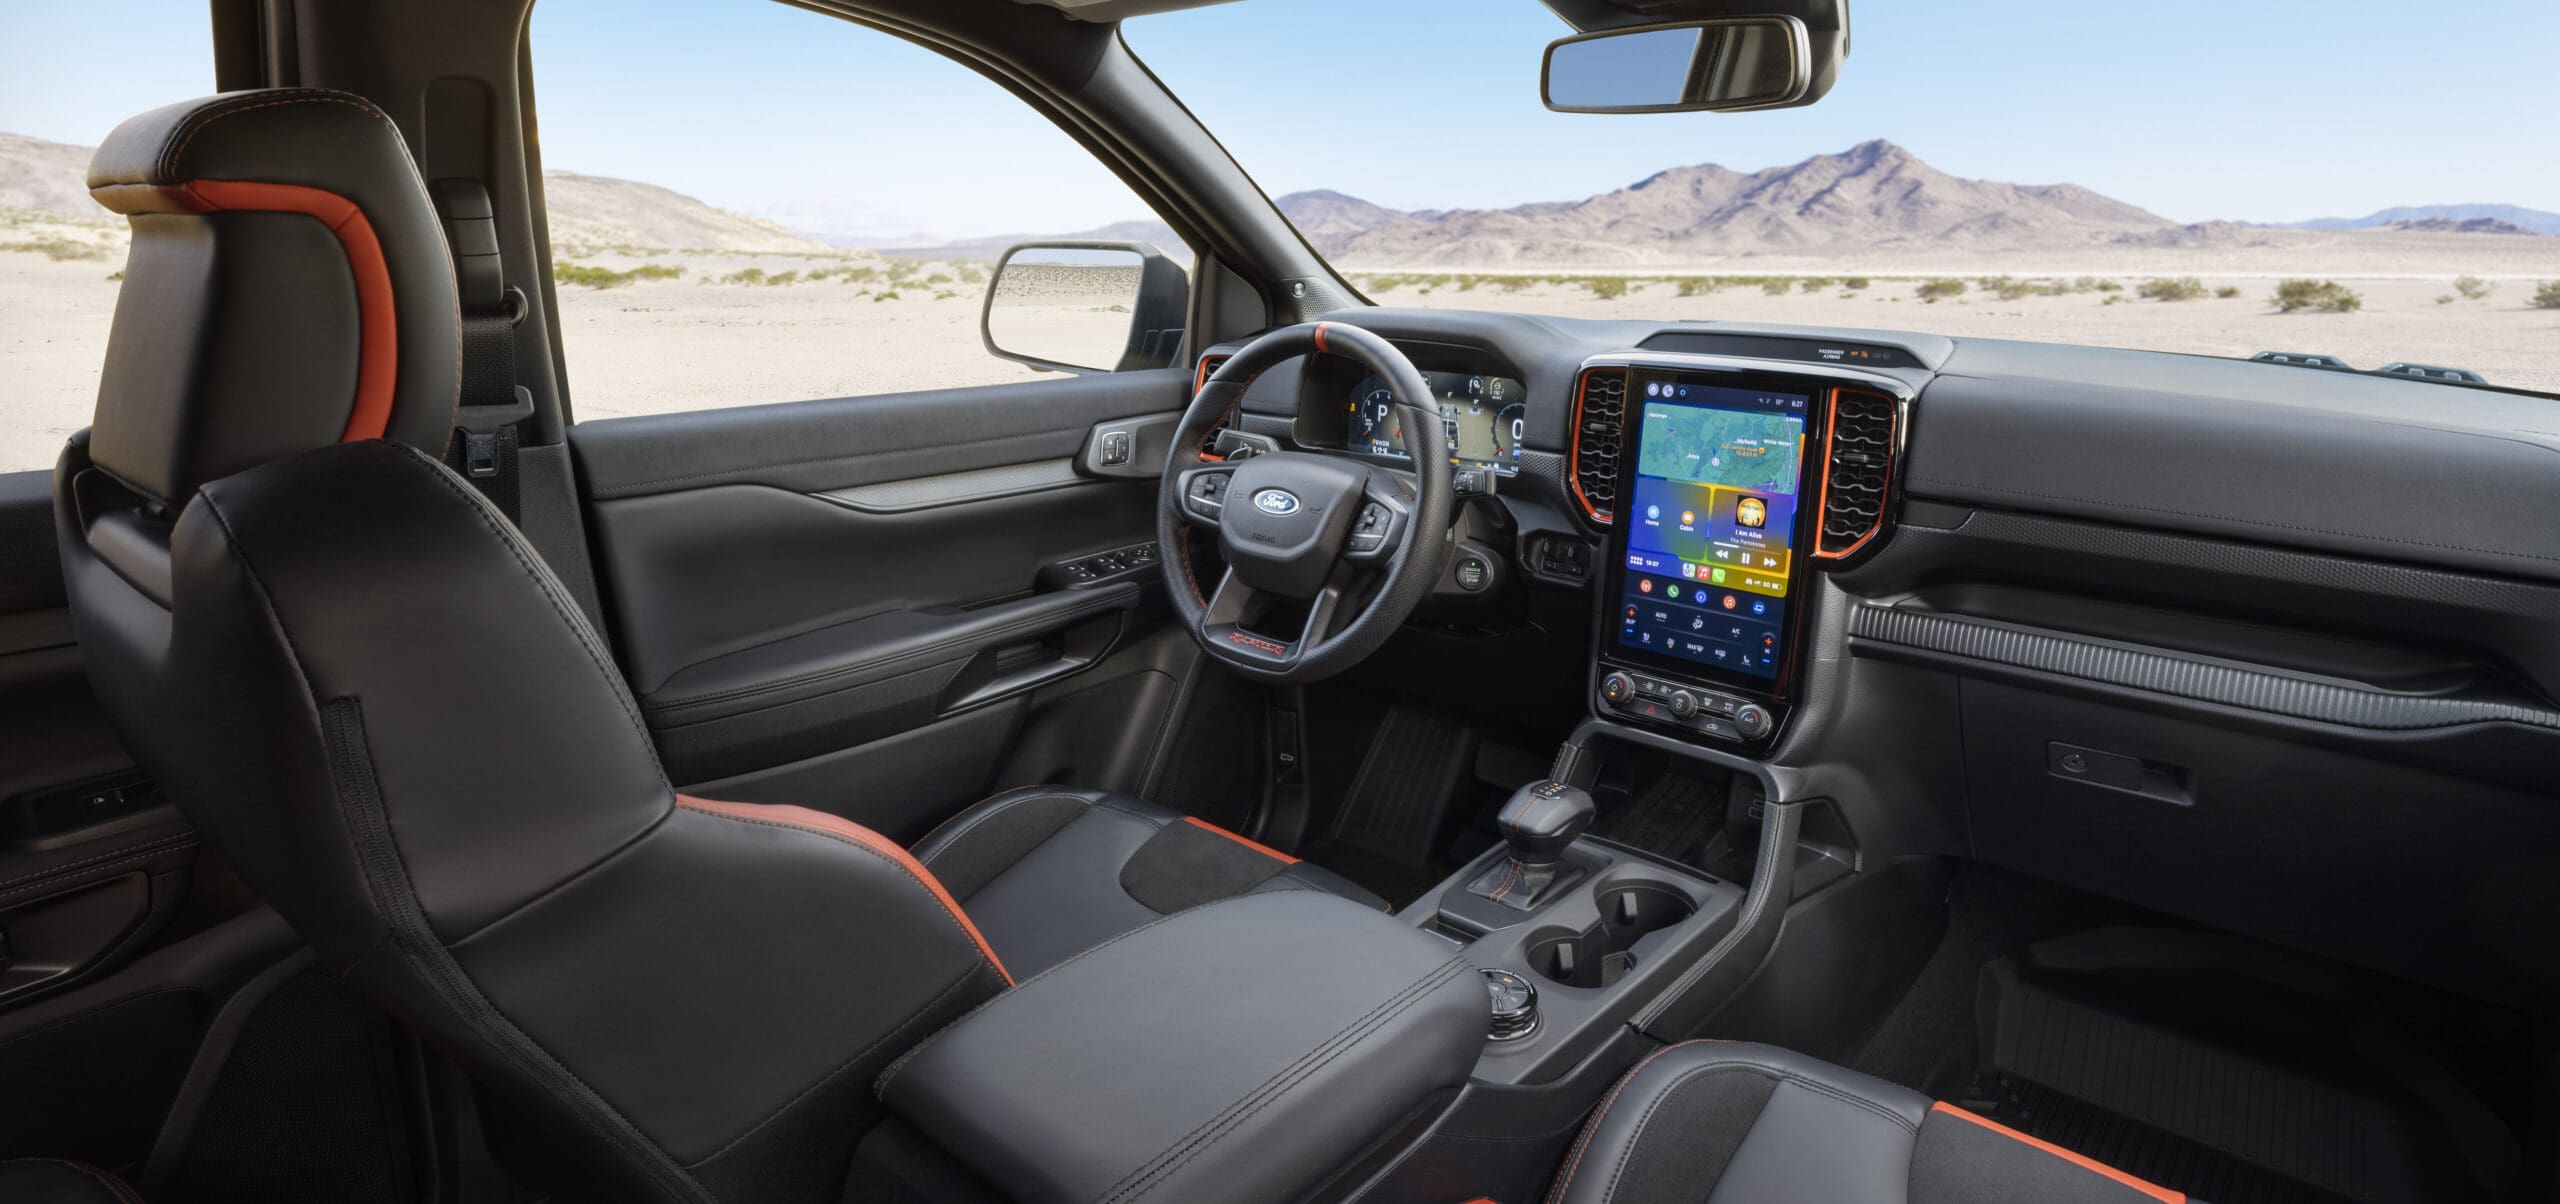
[1186,473,1230,519]
[1456,556,1489,591]
[1482,968,1539,1041]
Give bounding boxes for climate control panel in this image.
[1597,669,1780,746]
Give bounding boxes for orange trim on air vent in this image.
[1811,384,1897,560]
[1567,366,1625,524]
[1194,353,1233,461]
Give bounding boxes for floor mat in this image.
[1593,771,1725,866]
[1964,962,2492,1204]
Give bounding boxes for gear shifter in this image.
[1464,778,1595,911]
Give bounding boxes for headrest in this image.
[84,89,458,503]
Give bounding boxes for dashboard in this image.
[1190,307,2560,1014]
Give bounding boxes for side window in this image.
[530,0,1192,421]
[0,10,210,472]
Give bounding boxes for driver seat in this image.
[55,89,1380,1201]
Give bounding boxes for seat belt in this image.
[428,178,534,522]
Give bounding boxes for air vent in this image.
[1194,354,1233,456]
[1814,386,1899,558]
[1570,368,1627,522]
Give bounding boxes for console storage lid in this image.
[876,891,1486,1204]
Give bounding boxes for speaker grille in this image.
[1570,368,1627,522]
[1816,386,1898,557]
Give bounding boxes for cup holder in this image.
[1524,883,1696,988]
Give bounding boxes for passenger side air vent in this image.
[1570,368,1627,523]
[1194,354,1233,456]
[1814,386,1899,558]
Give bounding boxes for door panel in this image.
[568,370,1193,816]
[0,469,200,1012]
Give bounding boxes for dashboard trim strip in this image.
[1849,603,2560,733]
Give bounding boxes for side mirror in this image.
[981,241,1189,375]
[1542,17,1815,114]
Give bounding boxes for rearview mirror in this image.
[982,241,1189,375]
[1542,17,1811,114]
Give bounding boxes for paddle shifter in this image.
[1464,778,1595,911]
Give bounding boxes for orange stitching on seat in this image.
[1928,1102,2185,1203]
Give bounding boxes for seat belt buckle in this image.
[461,431,502,478]
[453,385,533,479]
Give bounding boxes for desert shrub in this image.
[2271,279,2363,313]
[632,264,682,282]
[2137,277,2207,302]
[2454,275,2493,301]
[1798,277,1836,292]
[2102,295,2125,306]
[2214,286,2241,299]
[1915,278,1967,303]
[934,289,958,300]
[0,237,109,262]
[2436,294,2456,305]
[2533,281,2560,309]
[1983,276,2069,300]
[1843,276,1871,291]
[956,265,985,284]
[1673,277,1719,297]
[555,262,638,288]
[106,270,123,281]
[874,290,901,302]
[925,272,952,286]
[1585,276,1629,301]
[721,267,769,286]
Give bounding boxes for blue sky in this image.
[7,0,2555,241]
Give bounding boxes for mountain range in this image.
[2277,204,2560,236]
[888,140,2549,267]
[7,129,2549,269]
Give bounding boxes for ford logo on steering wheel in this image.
[1251,489,1301,516]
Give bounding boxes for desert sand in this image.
[6,241,2556,474]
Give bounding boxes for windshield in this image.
[1126,0,2560,393]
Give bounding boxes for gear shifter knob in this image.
[1497,779,1595,867]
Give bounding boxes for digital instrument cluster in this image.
[1345,370,1526,476]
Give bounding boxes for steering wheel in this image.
[1157,322,1454,683]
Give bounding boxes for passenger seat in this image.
[1548,1042,2187,1204]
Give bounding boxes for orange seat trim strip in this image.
[1930,1102,2186,1203]
[1182,815,1299,863]
[676,795,1013,986]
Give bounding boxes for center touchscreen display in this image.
[1614,375,1812,682]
